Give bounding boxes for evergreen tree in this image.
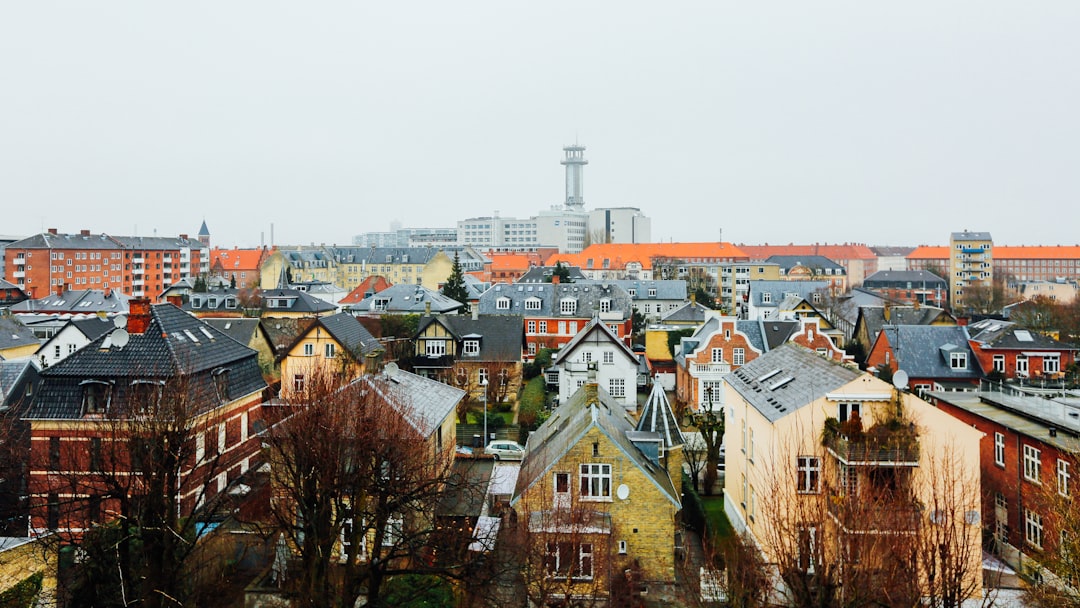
[441,251,470,313]
[229,274,237,289]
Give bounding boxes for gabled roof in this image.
[558,320,637,365]
[262,317,317,355]
[202,318,264,348]
[351,365,464,437]
[0,358,38,407]
[11,290,132,315]
[738,244,876,262]
[26,304,266,420]
[211,248,266,272]
[857,306,953,343]
[874,325,980,380]
[661,301,712,324]
[906,246,949,261]
[748,281,831,307]
[606,279,687,300]
[329,247,442,265]
[37,316,116,355]
[517,266,588,283]
[261,289,338,314]
[338,276,394,305]
[0,316,38,351]
[416,314,523,362]
[967,319,1078,351]
[289,313,382,360]
[636,383,685,449]
[350,284,463,315]
[757,320,800,351]
[766,255,846,273]
[477,281,633,318]
[512,383,680,507]
[726,343,861,423]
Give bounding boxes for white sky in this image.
[2,2,1078,249]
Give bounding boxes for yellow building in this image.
[949,230,993,311]
[511,381,683,603]
[0,537,55,606]
[0,316,39,360]
[723,343,983,606]
[278,312,383,398]
[261,247,455,293]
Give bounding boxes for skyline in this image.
[2,2,1078,248]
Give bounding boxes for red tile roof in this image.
[906,246,949,260]
[339,276,394,304]
[737,244,877,261]
[211,248,270,272]
[545,242,747,271]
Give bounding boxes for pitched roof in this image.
[350,284,463,315]
[0,316,38,351]
[262,317,317,355]
[558,320,637,364]
[636,383,685,449]
[862,270,947,287]
[261,289,338,314]
[517,266,588,283]
[477,281,633,318]
[906,246,949,261]
[68,316,118,341]
[315,312,383,358]
[726,343,861,423]
[661,301,712,324]
[338,276,394,305]
[875,325,980,380]
[416,314,523,362]
[329,247,442,265]
[198,220,210,236]
[0,358,37,406]
[747,281,831,308]
[967,319,1078,351]
[211,248,267,272]
[738,244,876,262]
[857,306,952,343]
[951,231,992,241]
[26,304,266,419]
[351,365,464,437]
[545,242,748,271]
[606,280,687,300]
[765,255,846,273]
[11,290,132,315]
[512,383,680,507]
[202,318,264,348]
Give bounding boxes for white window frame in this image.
[579,463,612,500]
[994,432,1005,467]
[992,355,1005,373]
[797,456,820,494]
[1016,355,1029,375]
[838,402,861,423]
[1023,444,1041,483]
[602,351,614,365]
[1044,355,1061,374]
[599,298,611,313]
[496,297,511,310]
[608,378,626,398]
[525,297,541,310]
[463,340,480,356]
[762,292,772,304]
[303,343,314,356]
[324,343,335,358]
[1025,509,1043,549]
[950,352,967,370]
[733,348,745,366]
[1058,459,1071,497]
[711,348,724,363]
[560,298,577,315]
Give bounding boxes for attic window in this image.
[950,352,967,370]
[129,379,164,413]
[560,298,577,315]
[463,340,480,356]
[757,369,782,383]
[599,298,611,313]
[769,377,795,391]
[81,380,113,415]
[496,297,511,310]
[525,297,542,310]
[762,292,772,304]
[212,367,231,403]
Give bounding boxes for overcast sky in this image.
[2,2,1078,249]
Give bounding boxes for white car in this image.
[484,440,525,461]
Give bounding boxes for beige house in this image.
[723,343,983,606]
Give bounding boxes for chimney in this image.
[104,288,111,299]
[166,295,183,307]
[55,285,64,297]
[47,228,58,235]
[425,301,432,316]
[128,298,152,334]
[585,362,599,404]
[180,234,188,241]
[552,274,561,285]
[80,229,90,236]
[472,306,479,321]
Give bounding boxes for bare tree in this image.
[1024,452,1080,608]
[688,388,724,496]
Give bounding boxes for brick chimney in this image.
[552,274,561,285]
[47,228,58,235]
[128,298,152,334]
[55,285,64,297]
[166,295,183,307]
[80,229,90,236]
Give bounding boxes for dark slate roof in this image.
[202,318,262,348]
[198,220,210,237]
[185,288,242,313]
[350,285,463,315]
[858,306,952,343]
[636,383,685,449]
[967,319,1078,351]
[262,289,337,314]
[674,316,785,367]
[0,316,38,351]
[748,281,831,307]
[0,359,37,407]
[869,246,916,257]
[608,280,687,301]
[765,255,846,273]
[262,318,316,355]
[660,301,712,324]
[727,343,861,423]
[511,383,680,508]
[329,247,441,265]
[26,304,266,420]
[862,270,947,288]
[757,320,800,351]
[875,325,980,380]
[517,266,588,283]
[11,290,132,315]
[110,235,207,251]
[416,314,523,362]
[477,281,633,318]
[316,313,383,357]
[351,365,464,437]
[951,231,992,241]
[68,316,117,342]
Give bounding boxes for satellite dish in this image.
[893,369,909,391]
[110,328,129,349]
[384,362,399,375]
[616,484,630,500]
[113,314,128,329]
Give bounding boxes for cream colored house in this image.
[723,343,983,606]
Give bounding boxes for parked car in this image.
[484,440,526,461]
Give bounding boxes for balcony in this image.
[13,270,24,278]
[690,362,732,375]
[132,266,144,275]
[827,495,921,533]
[824,433,919,466]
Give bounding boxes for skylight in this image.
[757,369,782,383]
[769,377,795,391]
[183,329,199,343]
[1015,330,1033,342]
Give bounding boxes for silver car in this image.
[484,440,525,461]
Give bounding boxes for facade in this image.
[352,226,459,248]
[851,305,956,356]
[870,246,916,272]
[210,247,272,288]
[866,325,981,393]
[949,231,994,311]
[744,280,830,321]
[3,229,209,299]
[766,255,848,293]
[587,207,651,244]
[259,247,457,293]
[966,318,1078,381]
[278,312,383,398]
[22,301,268,535]
[553,321,640,410]
[202,318,277,381]
[910,245,1080,284]
[476,280,634,360]
[738,243,878,286]
[605,279,687,322]
[35,317,115,368]
[411,313,524,403]
[1017,280,1078,304]
[724,344,983,604]
[0,317,39,361]
[861,270,948,306]
[511,380,682,602]
[547,242,749,282]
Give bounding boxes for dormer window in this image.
[463,340,480,356]
[560,298,577,315]
[648,288,656,297]
[627,288,636,297]
[525,297,541,310]
[213,367,231,403]
[950,352,967,370]
[128,379,164,413]
[81,380,112,415]
[426,340,446,357]
[762,292,772,304]
[373,298,390,311]
[496,297,511,310]
[599,298,611,313]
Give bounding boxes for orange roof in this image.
[545,242,747,271]
[906,246,949,260]
[487,251,544,271]
[212,247,269,271]
[339,275,393,304]
[737,244,877,261]
[996,246,1080,260]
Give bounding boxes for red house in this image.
[966,318,1078,382]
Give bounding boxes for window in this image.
[218,423,227,454]
[733,348,745,366]
[293,374,305,393]
[538,321,547,333]
[303,343,314,356]
[579,463,611,499]
[797,456,821,493]
[49,437,61,471]
[1026,509,1043,549]
[53,344,61,359]
[798,527,818,573]
[701,380,723,406]
[496,297,511,310]
[196,432,206,463]
[324,343,335,358]
[383,514,404,547]
[1045,355,1061,374]
[608,378,625,398]
[711,348,724,363]
[950,352,967,370]
[528,342,537,355]
[545,542,593,580]
[993,355,1005,373]
[463,340,480,356]
[554,472,571,507]
[603,351,614,365]
[426,340,446,357]
[840,464,858,496]
[478,368,489,385]
[748,428,755,462]
[599,298,611,313]
[994,433,1005,467]
[838,402,861,423]
[1059,459,1071,497]
[213,368,231,402]
[90,437,102,471]
[527,320,536,334]
[81,380,112,414]
[762,292,772,304]
[525,297,541,310]
[1023,445,1041,483]
[560,298,577,315]
[648,288,657,297]
[1016,355,1029,375]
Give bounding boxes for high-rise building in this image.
[948,230,993,310]
[588,207,651,244]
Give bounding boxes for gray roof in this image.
[262,317,316,355]
[967,319,1078,351]
[0,316,38,351]
[757,320,800,351]
[26,304,266,420]
[313,313,383,358]
[0,358,38,407]
[202,318,263,348]
[512,383,680,507]
[858,306,952,343]
[748,281,831,308]
[478,281,633,319]
[928,390,1080,453]
[661,301,712,324]
[350,284,464,315]
[110,235,207,251]
[766,255,846,273]
[416,314,523,362]
[862,270,947,289]
[607,279,687,301]
[875,325,980,381]
[351,365,464,437]
[558,320,637,365]
[11,289,132,315]
[674,317,794,367]
[60,316,117,344]
[869,246,916,257]
[261,288,338,314]
[727,343,861,423]
[517,266,588,283]
[636,383,685,449]
[329,247,441,266]
[9,231,121,250]
[951,231,992,241]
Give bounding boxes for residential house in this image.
[347,284,464,317]
[278,312,383,398]
[411,313,524,403]
[851,304,956,356]
[511,379,683,602]
[36,316,115,368]
[606,280,687,322]
[866,325,981,394]
[823,287,895,346]
[861,270,948,307]
[965,318,1078,382]
[477,281,634,360]
[0,279,28,310]
[0,359,41,533]
[338,276,393,308]
[739,243,878,286]
[10,288,131,319]
[674,314,767,411]
[516,265,588,284]
[928,387,1080,580]
[260,288,338,319]
[0,317,39,361]
[546,242,748,281]
[290,280,347,310]
[908,245,1080,283]
[870,246,916,272]
[1016,280,1078,304]
[553,321,640,411]
[765,255,848,293]
[327,246,455,291]
[22,300,268,534]
[744,281,830,321]
[949,231,994,311]
[210,247,271,289]
[259,248,337,288]
[203,318,277,380]
[772,294,846,347]
[724,344,983,604]
[478,250,559,284]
